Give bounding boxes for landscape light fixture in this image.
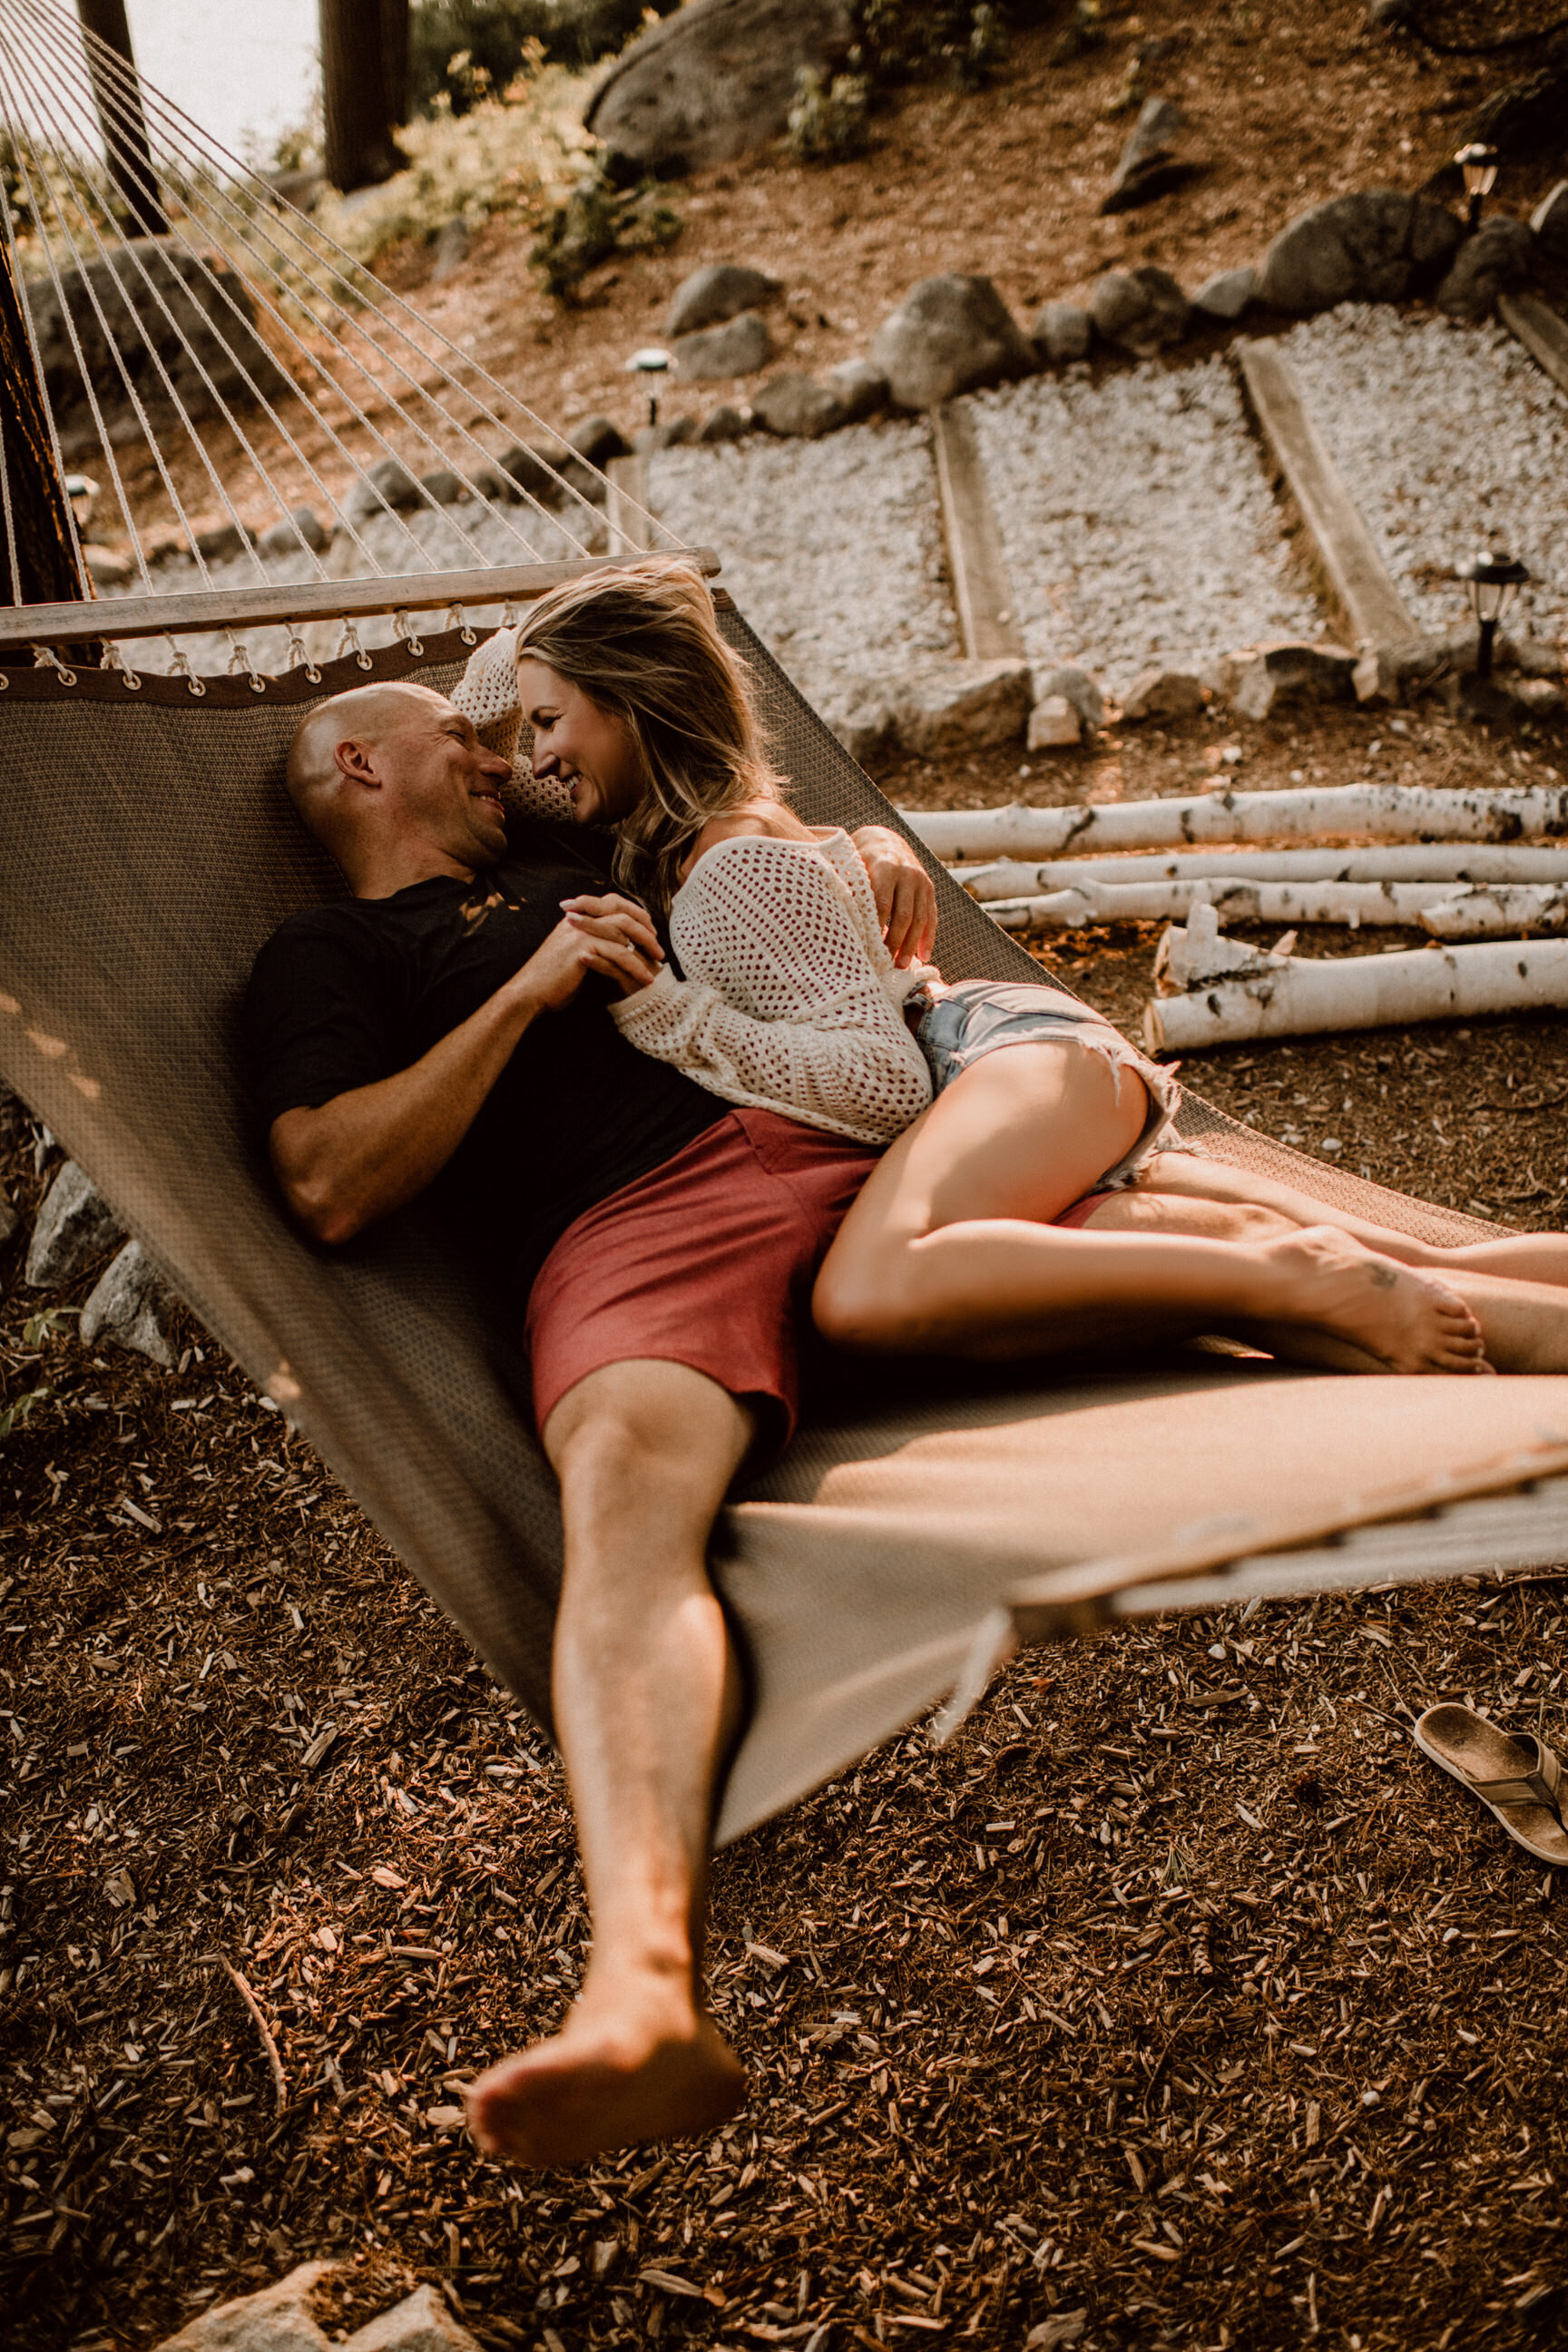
[1456,550,1528,679]
[1455,141,1499,230]
[627,345,671,427]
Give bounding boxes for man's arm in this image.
[848,824,938,966]
[270,904,660,1246]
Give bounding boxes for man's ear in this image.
[334,735,383,789]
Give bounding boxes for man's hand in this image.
[559,894,665,1001]
[850,824,938,968]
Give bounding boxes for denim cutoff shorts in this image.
[914,978,1187,1191]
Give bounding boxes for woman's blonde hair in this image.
[514,557,784,913]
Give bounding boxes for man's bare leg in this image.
[466,1359,751,2168]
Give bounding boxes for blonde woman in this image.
[451,561,1568,1376]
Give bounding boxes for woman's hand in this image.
[849,824,938,965]
[559,893,666,1000]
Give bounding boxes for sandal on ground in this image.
[1413,1703,1568,1867]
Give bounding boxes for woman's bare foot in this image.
[1253,1227,1491,1375]
[465,1972,746,2168]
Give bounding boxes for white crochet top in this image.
[451,628,939,1146]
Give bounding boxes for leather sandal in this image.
[1413,1703,1568,1867]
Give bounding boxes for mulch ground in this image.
[5,690,1568,2351]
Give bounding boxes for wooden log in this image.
[1499,292,1568,402]
[931,403,1024,663]
[904,781,1568,864]
[605,454,654,554]
[1143,936,1568,1052]
[955,846,1568,897]
[1237,338,1421,655]
[1421,888,1568,940]
[76,0,165,237]
[985,878,1551,935]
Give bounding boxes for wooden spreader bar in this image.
[0,548,722,652]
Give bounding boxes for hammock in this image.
[2,4,1566,1843]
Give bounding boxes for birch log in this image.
[1143,936,1568,1052]
[986,879,1568,936]
[906,782,1568,865]
[956,846,1568,898]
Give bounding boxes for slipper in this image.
[1413,1703,1568,1867]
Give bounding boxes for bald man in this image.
[243,680,937,2169]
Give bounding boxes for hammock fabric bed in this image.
[5,595,1568,1844]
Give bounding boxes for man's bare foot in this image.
[465,1977,745,2168]
[1255,1227,1491,1375]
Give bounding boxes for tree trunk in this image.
[320,0,404,191]
[380,0,409,125]
[0,234,93,636]
[76,0,166,239]
[956,846,1568,897]
[1145,933,1568,1052]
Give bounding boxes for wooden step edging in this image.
[1499,291,1568,402]
[931,403,1024,664]
[605,453,658,555]
[1237,338,1422,656]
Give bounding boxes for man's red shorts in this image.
[525,1107,880,1453]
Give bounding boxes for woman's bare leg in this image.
[813,1043,1486,1374]
[1125,1151,1568,1287]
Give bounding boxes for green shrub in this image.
[784,66,871,165]
[529,161,681,302]
[407,0,680,114]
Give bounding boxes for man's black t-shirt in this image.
[242,819,725,1297]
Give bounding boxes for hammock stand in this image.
[2,2,1566,1843]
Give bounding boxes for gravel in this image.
[966,355,1320,694]
[648,418,958,715]
[1279,302,1568,644]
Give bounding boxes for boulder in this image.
[631,416,697,453]
[672,310,774,379]
[430,217,470,286]
[1192,265,1256,320]
[750,371,845,437]
[585,0,855,173]
[888,657,1033,757]
[665,261,782,338]
[1100,97,1200,215]
[1090,267,1190,357]
[1258,189,1465,312]
[825,358,888,421]
[1227,639,1357,721]
[260,505,328,556]
[501,444,569,505]
[1513,675,1565,718]
[1029,300,1092,364]
[567,413,630,466]
[1026,696,1080,750]
[697,402,752,442]
[346,2285,482,2352]
[23,237,292,459]
[344,457,423,524]
[1530,180,1568,260]
[870,274,1036,410]
[555,452,611,503]
[821,681,896,765]
[1437,215,1534,323]
[1035,664,1104,734]
[152,2265,484,2352]
[419,467,466,505]
[24,1161,123,1289]
[1120,665,1204,720]
[83,544,132,588]
[80,1243,181,1369]
[193,518,258,563]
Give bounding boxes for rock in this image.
[870,273,1036,410]
[555,453,611,504]
[1120,665,1203,720]
[1227,639,1357,721]
[697,402,752,441]
[1258,189,1464,312]
[888,657,1033,757]
[193,518,257,563]
[822,682,896,765]
[348,2285,483,2352]
[567,413,630,466]
[1513,675,1565,718]
[80,1243,181,1369]
[1351,640,1442,706]
[630,416,697,453]
[671,310,774,380]
[824,358,887,421]
[1531,180,1568,260]
[1035,664,1104,733]
[1192,264,1256,320]
[1026,695,1080,749]
[586,0,855,173]
[1100,96,1200,215]
[83,544,132,588]
[345,457,423,524]
[429,218,469,286]
[1089,267,1190,357]
[420,468,466,505]
[1029,299,1093,364]
[750,370,845,437]
[500,444,567,505]
[0,1184,15,1247]
[665,262,782,338]
[1437,215,1534,323]
[23,236,291,459]
[260,505,328,555]
[1512,635,1565,680]
[152,2268,485,2352]
[24,1161,123,1289]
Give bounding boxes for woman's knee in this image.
[812,1247,924,1352]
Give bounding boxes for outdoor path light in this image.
[1455,142,1499,230]
[628,346,671,428]
[1457,551,1528,679]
